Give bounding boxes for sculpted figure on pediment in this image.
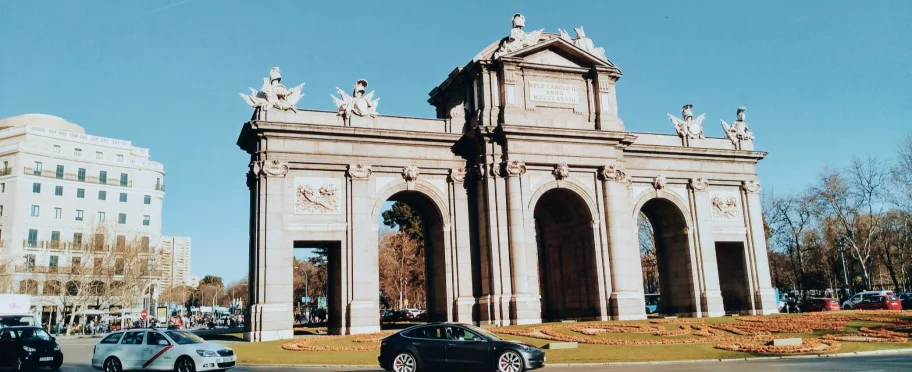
[494,14,544,58]
[240,67,304,112]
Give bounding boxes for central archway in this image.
[638,198,697,316]
[534,188,600,320]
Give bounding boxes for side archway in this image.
[632,193,698,316]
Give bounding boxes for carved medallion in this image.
[710,192,741,221]
[449,167,467,183]
[653,175,667,190]
[347,164,373,180]
[253,160,289,177]
[503,160,526,177]
[689,177,709,191]
[294,178,341,214]
[599,164,628,182]
[402,164,420,182]
[742,180,761,193]
[552,163,569,180]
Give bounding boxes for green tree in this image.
[382,202,424,242]
[199,275,224,290]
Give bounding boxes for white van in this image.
[842,290,895,310]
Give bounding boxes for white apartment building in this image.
[0,113,166,321]
[159,236,191,289]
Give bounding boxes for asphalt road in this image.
[47,338,912,372]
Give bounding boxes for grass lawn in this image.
[230,312,912,365]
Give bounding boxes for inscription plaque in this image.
[529,81,579,105]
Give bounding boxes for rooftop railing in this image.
[23,167,133,187]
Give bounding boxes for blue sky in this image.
[2,1,910,283]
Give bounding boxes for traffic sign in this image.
[141,309,148,320]
[301,296,311,304]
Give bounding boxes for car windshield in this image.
[887,296,898,301]
[463,325,503,341]
[15,328,52,341]
[0,316,38,327]
[164,331,203,345]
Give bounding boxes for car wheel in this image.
[392,352,418,372]
[843,305,851,310]
[103,357,124,372]
[50,358,63,370]
[497,350,524,372]
[175,356,197,372]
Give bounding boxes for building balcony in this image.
[0,168,11,176]
[23,167,133,188]
[155,184,165,192]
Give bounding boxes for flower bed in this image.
[282,335,381,351]
[715,338,840,354]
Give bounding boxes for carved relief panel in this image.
[709,191,741,221]
[294,177,343,215]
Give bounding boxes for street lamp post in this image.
[837,236,850,297]
[146,255,158,327]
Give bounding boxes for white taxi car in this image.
[91,328,236,372]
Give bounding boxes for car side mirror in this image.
[51,336,56,342]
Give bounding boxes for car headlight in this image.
[196,350,219,357]
[23,346,36,352]
[519,344,535,352]
[54,344,61,351]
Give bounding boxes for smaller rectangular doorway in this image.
[714,242,751,314]
[293,241,341,332]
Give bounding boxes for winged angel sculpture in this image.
[239,67,304,112]
[332,79,380,118]
[668,104,705,139]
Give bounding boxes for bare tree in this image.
[637,213,658,294]
[379,230,424,310]
[766,190,820,294]
[816,156,890,289]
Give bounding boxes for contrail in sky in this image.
[136,0,194,17]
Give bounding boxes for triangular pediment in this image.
[503,37,619,71]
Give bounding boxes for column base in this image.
[510,294,542,325]
[610,292,646,320]
[478,295,510,326]
[347,300,379,335]
[701,291,726,317]
[454,297,476,324]
[754,288,779,315]
[244,329,293,342]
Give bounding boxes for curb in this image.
[238,348,912,368]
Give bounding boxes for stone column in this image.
[503,161,540,325]
[742,181,778,315]
[449,168,476,323]
[245,160,294,342]
[346,164,381,334]
[688,178,725,317]
[599,165,645,320]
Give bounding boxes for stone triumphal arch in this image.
[237,14,777,341]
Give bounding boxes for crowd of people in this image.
[48,313,245,336]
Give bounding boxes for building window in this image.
[2,160,7,172]
[99,171,107,184]
[120,173,128,187]
[53,145,61,153]
[98,190,106,200]
[55,186,63,196]
[1,183,4,193]
[73,233,83,247]
[27,229,38,247]
[56,165,64,179]
[78,168,86,182]
[116,154,124,163]
[119,193,127,202]
[96,151,103,160]
[72,256,81,267]
[54,207,62,220]
[75,210,84,221]
[49,255,58,268]
[32,183,40,193]
[141,236,150,251]
[144,195,151,205]
[30,205,39,217]
[0,205,3,216]
[77,188,85,198]
[34,161,42,174]
[118,213,126,224]
[51,230,60,242]
[116,235,125,250]
[74,148,82,157]
[143,215,150,226]
[97,212,105,223]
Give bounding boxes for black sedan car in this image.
[0,326,63,370]
[379,323,545,372]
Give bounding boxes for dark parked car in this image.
[379,323,545,372]
[899,293,912,310]
[0,326,63,370]
[802,298,840,312]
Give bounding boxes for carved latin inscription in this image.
[294,177,342,214]
[528,81,579,105]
